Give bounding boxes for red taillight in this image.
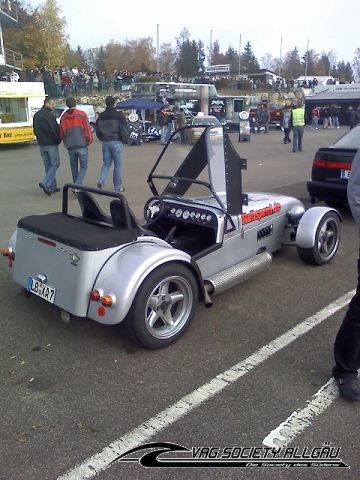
[101,295,114,307]
[313,159,327,168]
[90,290,115,310]
[313,158,352,170]
[1,248,15,260]
[89,289,101,301]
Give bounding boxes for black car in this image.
[308,125,360,207]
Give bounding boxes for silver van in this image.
[54,104,96,132]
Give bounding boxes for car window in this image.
[332,125,360,148]
[54,105,96,123]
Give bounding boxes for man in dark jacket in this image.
[33,97,61,196]
[333,148,360,401]
[96,95,128,192]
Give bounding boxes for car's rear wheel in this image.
[127,264,198,349]
[297,212,340,265]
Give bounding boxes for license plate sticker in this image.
[27,277,56,303]
[340,170,350,179]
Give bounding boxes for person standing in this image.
[33,97,61,196]
[259,104,269,133]
[159,105,174,145]
[311,106,320,129]
[333,148,360,401]
[96,95,128,192]
[291,102,305,152]
[332,105,340,129]
[59,96,93,194]
[174,107,187,144]
[281,105,292,144]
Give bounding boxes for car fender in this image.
[87,240,193,325]
[295,206,342,248]
[9,229,17,251]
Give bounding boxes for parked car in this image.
[188,114,223,144]
[308,125,360,207]
[2,124,341,349]
[268,103,282,128]
[249,102,282,131]
[54,104,97,132]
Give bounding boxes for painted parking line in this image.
[263,378,339,448]
[58,290,354,480]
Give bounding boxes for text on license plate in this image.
[27,277,56,303]
[340,169,351,179]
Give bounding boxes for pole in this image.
[279,35,282,77]
[238,34,241,78]
[156,24,159,74]
[304,39,309,79]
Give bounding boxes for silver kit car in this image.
[2,124,341,349]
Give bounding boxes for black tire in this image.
[127,264,198,349]
[297,212,340,265]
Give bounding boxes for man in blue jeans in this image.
[291,102,305,152]
[33,97,61,196]
[60,97,93,195]
[95,96,128,192]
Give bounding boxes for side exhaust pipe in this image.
[204,252,272,296]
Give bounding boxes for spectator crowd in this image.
[1,66,136,97]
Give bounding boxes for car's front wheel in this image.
[127,264,198,349]
[297,212,340,265]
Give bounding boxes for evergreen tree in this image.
[282,47,303,80]
[225,46,239,75]
[335,61,354,83]
[241,41,260,73]
[175,29,199,77]
[301,48,318,77]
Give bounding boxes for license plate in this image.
[27,277,56,303]
[340,170,350,179]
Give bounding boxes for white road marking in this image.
[58,290,354,480]
[263,378,339,448]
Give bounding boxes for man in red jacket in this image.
[60,96,93,195]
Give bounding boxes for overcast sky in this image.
[30,0,359,66]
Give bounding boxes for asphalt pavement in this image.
[1,126,359,480]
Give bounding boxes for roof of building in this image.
[306,90,360,102]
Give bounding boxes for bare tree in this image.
[159,43,176,74]
[260,53,273,70]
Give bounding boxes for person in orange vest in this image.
[291,102,305,153]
